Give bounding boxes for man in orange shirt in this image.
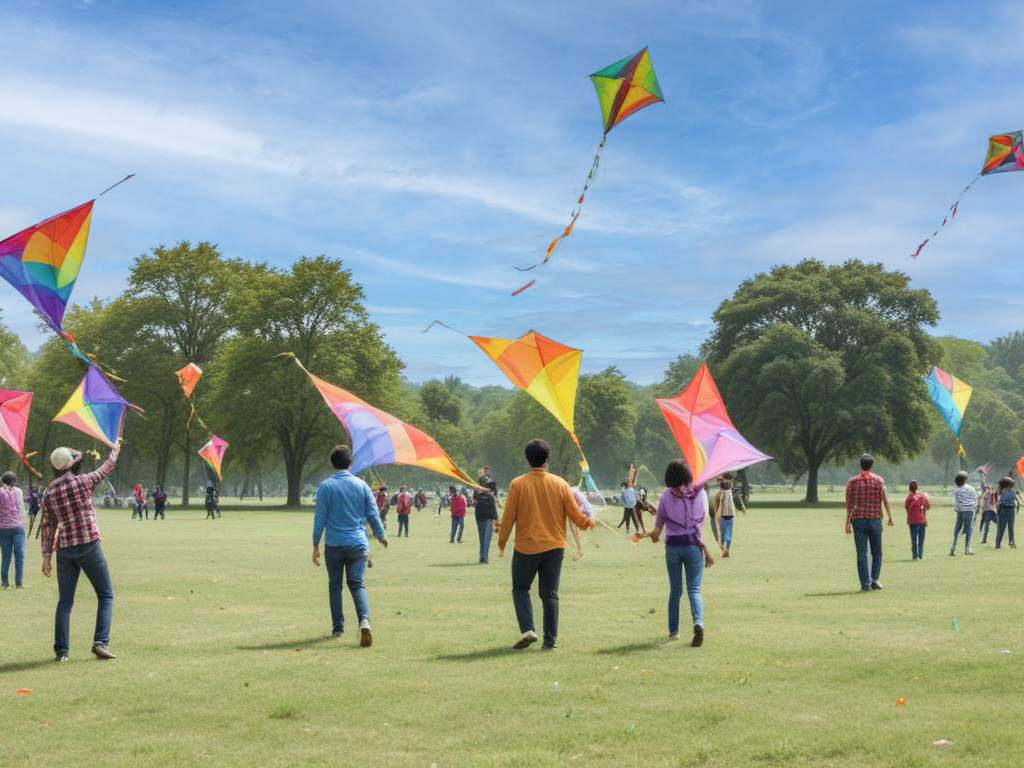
[498,439,595,650]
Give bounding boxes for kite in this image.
[0,389,40,477]
[53,365,143,448]
[198,435,229,482]
[911,132,1024,258]
[513,48,663,293]
[924,366,972,453]
[655,363,771,486]
[281,354,478,486]
[1016,456,1024,481]
[175,362,204,428]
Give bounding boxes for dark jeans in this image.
[325,544,370,632]
[996,508,1016,547]
[397,514,409,537]
[0,528,26,587]
[852,518,882,589]
[476,517,494,562]
[909,523,926,559]
[617,507,637,532]
[153,505,165,520]
[55,540,114,653]
[450,516,464,543]
[511,548,564,646]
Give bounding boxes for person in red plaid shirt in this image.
[844,453,893,592]
[40,439,122,662]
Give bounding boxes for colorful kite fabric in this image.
[655,363,771,487]
[0,201,93,340]
[911,130,1024,258]
[53,365,142,448]
[512,48,662,293]
[285,356,477,486]
[0,389,33,460]
[924,366,972,440]
[469,331,582,438]
[1016,456,1024,480]
[198,435,229,482]
[175,363,203,399]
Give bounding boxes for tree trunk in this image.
[804,461,820,503]
[285,457,301,506]
[181,425,192,506]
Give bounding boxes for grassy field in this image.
[2,489,1023,767]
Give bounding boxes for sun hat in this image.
[50,446,83,472]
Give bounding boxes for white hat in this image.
[50,446,83,472]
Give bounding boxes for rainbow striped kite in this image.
[198,435,229,482]
[53,365,142,448]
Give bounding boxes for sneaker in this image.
[667,633,680,641]
[332,630,344,638]
[55,652,68,663]
[949,550,955,556]
[965,549,974,555]
[871,581,883,590]
[513,631,538,650]
[541,643,557,651]
[91,643,117,660]
[691,626,704,647]
[359,620,372,648]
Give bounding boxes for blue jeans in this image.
[909,523,926,559]
[476,518,493,562]
[0,528,26,587]
[449,517,464,543]
[55,540,114,653]
[720,517,734,550]
[511,548,564,646]
[852,518,883,589]
[666,544,704,634]
[325,545,370,632]
[996,508,1016,547]
[397,514,409,537]
[951,509,974,552]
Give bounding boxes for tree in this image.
[659,353,702,394]
[703,259,941,502]
[988,331,1024,386]
[419,379,464,425]
[575,367,638,484]
[0,311,28,389]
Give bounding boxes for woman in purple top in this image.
[0,471,27,588]
[637,459,712,647]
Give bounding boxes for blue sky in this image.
[1,0,1023,386]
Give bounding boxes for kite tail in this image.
[62,333,93,366]
[910,174,979,258]
[421,320,467,335]
[512,136,608,294]
[276,351,314,378]
[511,280,536,296]
[97,174,135,197]
[19,452,42,480]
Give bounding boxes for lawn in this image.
[2,489,1022,767]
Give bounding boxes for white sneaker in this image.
[359,619,372,647]
[513,630,538,650]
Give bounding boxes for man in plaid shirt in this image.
[40,439,122,662]
[845,453,893,591]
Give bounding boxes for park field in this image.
[2,489,1023,767]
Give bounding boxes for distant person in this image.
[473,477,499,564]
[995,476,1018,549]
[151,485,167,520]
[312,444,387,647]
[712,476,737,557]
[617,481,639,533]
[40,440,122,661]
[0,472,27,589]
[904,480,929,560]
[205,486,220,519]
[637,459,712,646]
[132,483,148,520]
[844,453,893,591]
[498,439,595,650]
[26,485,40,536]
[374,485,389,527]
[949,471,978,556]
[634,487,653,533]
[978,483,998,544]
[395,485,413,537]
[414,489,428,512]
[448,485,466,543]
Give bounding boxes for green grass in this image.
[2,490,1023,767]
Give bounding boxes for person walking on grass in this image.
[1,472,27,589]
[312,444,387,647]
[995,476,1018,549]
[904,480,929,560]
[395,485,412,537]
[712,475,737,557]
[636,459,713,646]
[205,485,220,519]
[473,477,499,563]
[617,481,638,533]
[151,485,167,521]
[40,440,122,662]
[844,453,893,591]
[950,471,978,556]
[498,439,595,650]
[449,485,466,543]
[979,482,998,544]
[26,485,40,537]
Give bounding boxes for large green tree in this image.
[703,259,941,502]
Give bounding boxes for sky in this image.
[2,0,1024,387]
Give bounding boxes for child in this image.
[979,483,997,544]
[205,485,220,519]
[995,476,1019,549]
[712,476,737,557]
[448,485,466,543]
[904,480,929,560]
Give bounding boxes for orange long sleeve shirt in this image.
[498,468,591,555]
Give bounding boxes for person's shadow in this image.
[435,646,513,661]
[0,658,58,674]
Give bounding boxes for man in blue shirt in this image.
[312,445,387,647]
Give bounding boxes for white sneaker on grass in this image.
[513,630,538,650]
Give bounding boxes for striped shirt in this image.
[39,457,117,556]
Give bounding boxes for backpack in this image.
[474,490,497,520]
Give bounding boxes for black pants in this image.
[996,508,1016,547]
[397,514,409,537]
[511,548,564,646]
[617,507,638,532]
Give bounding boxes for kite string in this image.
[911,174,980,258]
[97,174,135,198]
[421,320,467,335]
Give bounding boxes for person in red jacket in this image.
[904,480,929,560]
[394,486,413,537]
[449,486,466,543]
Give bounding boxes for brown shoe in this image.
[513,631,538,650]
[691,626,704,648]
[91,643,117,660]
[360,627,372,647]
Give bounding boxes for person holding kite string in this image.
[636,459,712,647]
[498,439,595,650]
[0,472,27,589]
[40,439,122,662]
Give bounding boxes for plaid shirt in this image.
[39,456,117,556]
[846,471,887,520]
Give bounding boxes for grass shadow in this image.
[0,658,59,674]
[802,591,867,598]
[428,562,482,568]
[595,642,659,655]
[237,636,336,651]
[435,646,514,661]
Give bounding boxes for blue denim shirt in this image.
[313,471,385,550]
